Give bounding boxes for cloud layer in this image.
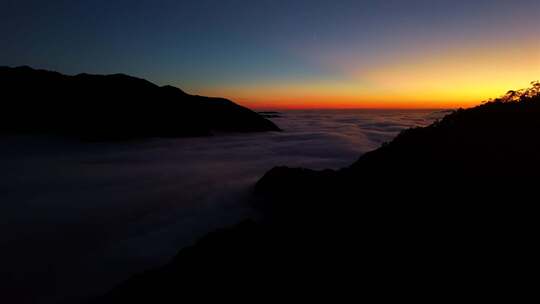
[0,109,444,303]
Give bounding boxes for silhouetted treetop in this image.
[489,80,540,103]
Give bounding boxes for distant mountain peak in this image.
[161,84,188,95]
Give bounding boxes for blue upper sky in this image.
[2,0,539,108]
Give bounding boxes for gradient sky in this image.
[2,0,539,109]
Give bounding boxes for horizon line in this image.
[249,106,456,111]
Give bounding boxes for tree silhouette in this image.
[501,81,540,102]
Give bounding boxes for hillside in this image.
[97,82,540,302]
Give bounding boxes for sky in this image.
[1,0,539,109]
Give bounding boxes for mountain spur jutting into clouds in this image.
[0,66,280,140]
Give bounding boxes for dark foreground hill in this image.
[0,66,280,140]
[97,84,539,302]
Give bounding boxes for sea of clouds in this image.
[0,109,445,303]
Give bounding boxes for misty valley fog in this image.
[0,109,443,303]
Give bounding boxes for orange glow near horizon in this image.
[190,36,540,110]
[237,98,480,110]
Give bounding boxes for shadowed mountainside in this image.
[0,66,280,140]
[97,83,540,302]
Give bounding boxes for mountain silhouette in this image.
[0,66,280,140]
[96,83,540,302]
